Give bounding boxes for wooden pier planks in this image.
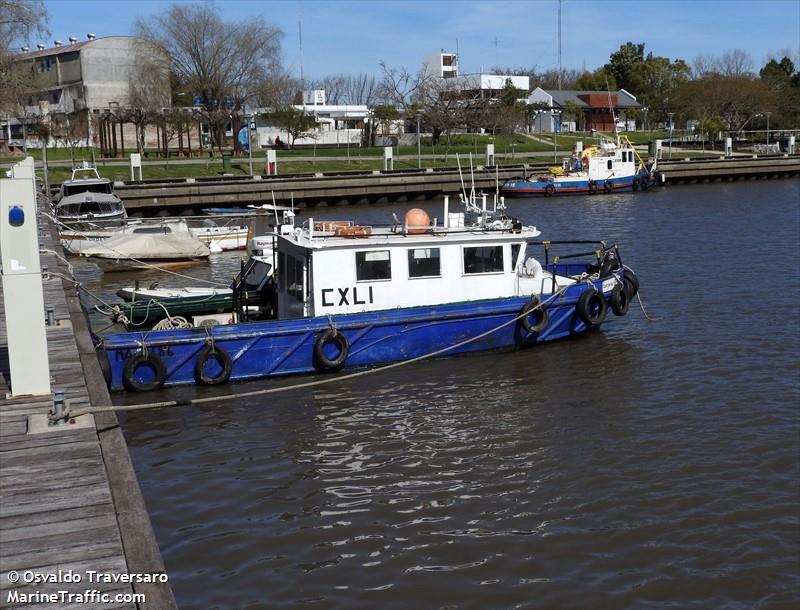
[0,217,176,609]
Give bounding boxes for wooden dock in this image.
[0,218,176,608]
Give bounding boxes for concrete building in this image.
[254,91,373,148]
[457,73,531,100]
[527,87,642,132]
[2,36,170,150]
[423,51,459,80]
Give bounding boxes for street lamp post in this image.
[247,112,254,177]
[416,113,421,169]
[667,112,674,159]
[765,111,771,146]
[642,106,649,136]
[552,109,562,162]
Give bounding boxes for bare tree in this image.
[344,73,377,105]
[377,61,432,108]
[136,3,283,152]
[0,0,48,113]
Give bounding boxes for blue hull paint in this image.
[103,268,619,391]
[502,173,657,197]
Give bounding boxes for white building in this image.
[254,91,370,147]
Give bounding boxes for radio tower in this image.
[557,0,562,90]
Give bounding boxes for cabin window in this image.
[607,160,613,170]
[407,248,440,278]
[463,246,504,274]
[356,250,391,281]
[511,244,521,270]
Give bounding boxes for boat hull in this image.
[502,173,658,197]
[102,271,621,391]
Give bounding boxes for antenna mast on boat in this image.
[606,77,619,144]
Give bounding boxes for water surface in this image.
[78,180,800,609]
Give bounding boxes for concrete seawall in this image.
[106,155,800,215]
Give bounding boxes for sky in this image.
[36,0,800,80]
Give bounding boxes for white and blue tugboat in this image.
[502,135,661,197]
[99,196,640,391]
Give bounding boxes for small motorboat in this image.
[60,219,248,254]
[53,162,126,224]
[108,254,275,328]
[81,225,211,272]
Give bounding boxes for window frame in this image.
[407,247,441,279]
[462,244,505,276]
[355,250,392,282]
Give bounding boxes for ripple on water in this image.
[102,181,800,609]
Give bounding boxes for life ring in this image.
[610,284,630,316]
[194,344,233,385]
[122,351,167,392]
[519,296,549,334]
[576,288,608,327]
[632,177,640,191]
[545,184,555,197]
[313,329,349,371]
[599,252,621,278]
[588,180,597,194]
[623,269,640,298]
[602,181,612,193]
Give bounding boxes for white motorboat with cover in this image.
[53,162,126,224]
[80,224,211,272]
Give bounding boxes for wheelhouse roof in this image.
[280,225,541,251]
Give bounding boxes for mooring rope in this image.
[52,284,574,421]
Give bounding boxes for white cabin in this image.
[271,199,558,320]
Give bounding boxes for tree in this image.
[604,42,646,92]
[267,106,316,148]
[0,0,48,113]
[759,56,800,128]
[136,3,283,151]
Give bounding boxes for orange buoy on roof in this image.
[405,208,431,234]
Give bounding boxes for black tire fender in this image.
[632,177,640,191]
[610,284,630,316]
[576,288,608,327]
[588,180,597,194]
[519,297,549,334]
[194,344,233,385]
[314,329,349,372]
[623,268,640,298]
[122,351,167,392]
[603,181,612,193]
[545,184,555,197]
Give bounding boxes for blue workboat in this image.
[99,197,639,391]
[502,135,662,197]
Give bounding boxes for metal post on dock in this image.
[50,386,67,425]
[46,304,55,326]
[0,158,51,396]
